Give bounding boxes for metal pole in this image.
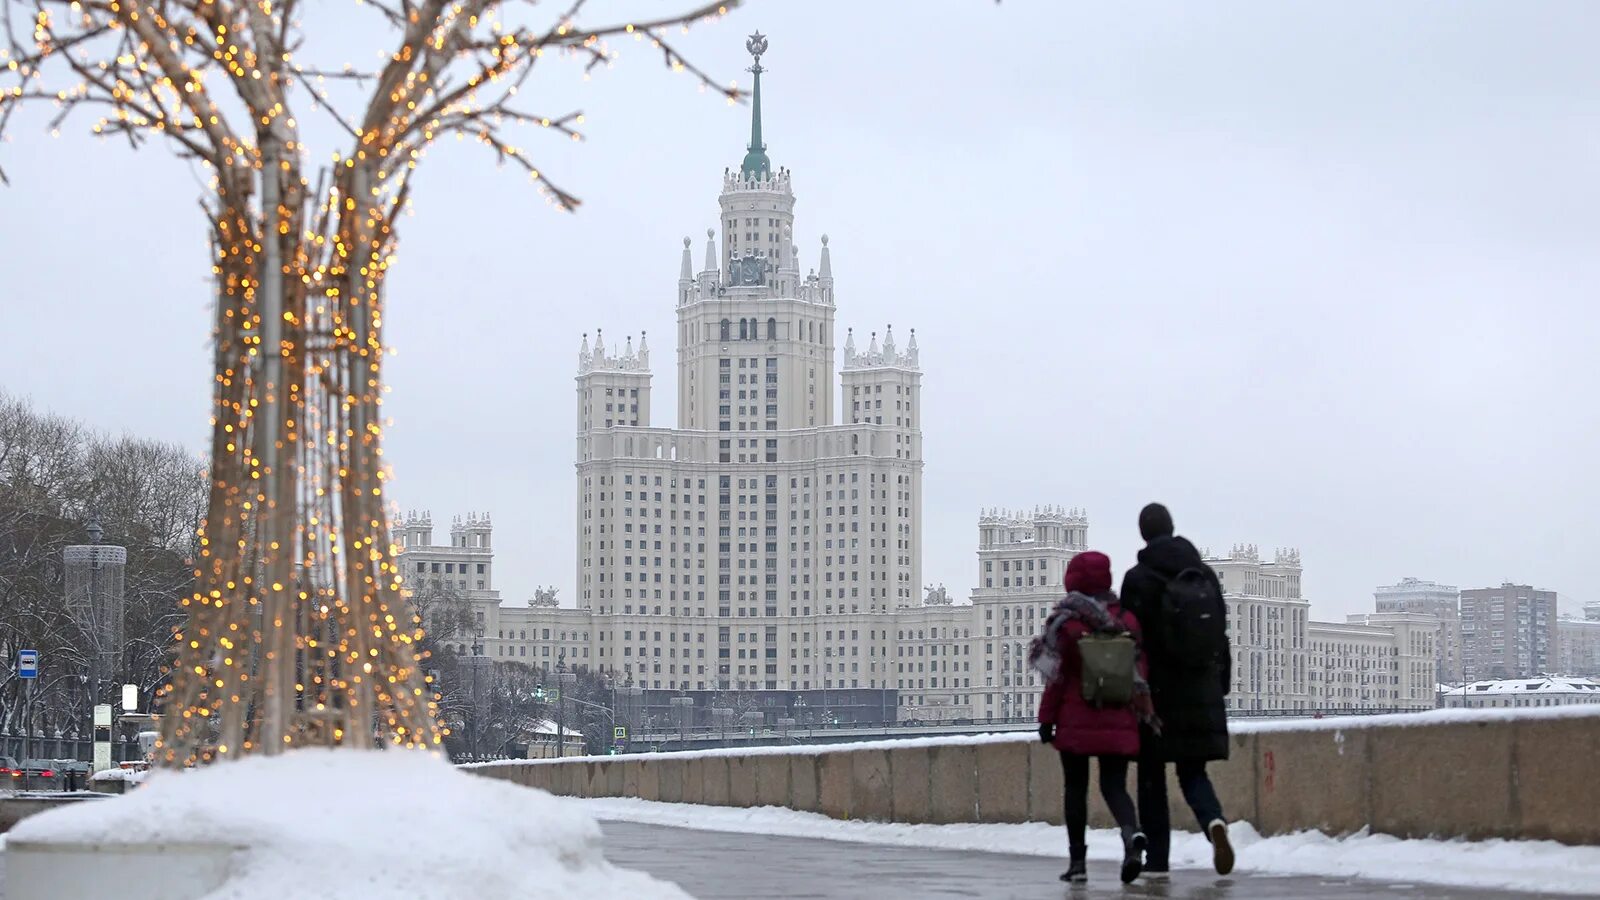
[469,632,484,761]
[556,672,577,757]
[88,555,100,734]
[20,678,30,765]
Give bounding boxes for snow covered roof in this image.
[1446,677,1600,696]
[531,719,585,739]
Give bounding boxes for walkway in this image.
[599,821,1567,900]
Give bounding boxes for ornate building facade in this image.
[395,35,1441,727]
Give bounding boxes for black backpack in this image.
[1155,567,1226,669]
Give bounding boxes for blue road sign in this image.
[18,649,38,679]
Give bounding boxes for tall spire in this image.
[703,227,717,274]
[679,236,693,282]
[740,32,771,179]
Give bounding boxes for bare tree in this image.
[0,394,205,740]
[1,0,744,764]
[478,661,551,758]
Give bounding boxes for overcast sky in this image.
[2,2,1596,620]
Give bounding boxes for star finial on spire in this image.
[746,31,768,70]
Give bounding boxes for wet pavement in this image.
[599,820,1569,900]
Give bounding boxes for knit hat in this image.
[1063,551,1113,596]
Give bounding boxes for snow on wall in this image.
[466,705,1600,768]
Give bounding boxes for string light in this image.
[2,0,746,767]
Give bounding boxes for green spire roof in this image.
[740,32,771,179]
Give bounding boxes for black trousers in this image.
[1059,752,1139,859]
[1137,757,1226,869]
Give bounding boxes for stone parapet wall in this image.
[466,709,1600,846]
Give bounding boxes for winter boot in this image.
[1060,857,1087,884]
[1120,830,1147,884]
[1208,818,1235,875]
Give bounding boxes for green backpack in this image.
[1077,632,1137,707]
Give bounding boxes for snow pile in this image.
[9,749,690,900]
[572,797,1600,896]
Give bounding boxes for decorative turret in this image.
[451,511,493,551]
[679,236,693,281]
[975,506,1090,551]
[401,510,433,548]
[578,328,651,374]
[843,323,919,371]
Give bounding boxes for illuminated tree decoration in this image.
[1,0,743,766]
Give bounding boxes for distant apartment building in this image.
[1374,577,1460,683]
[1459,583,1558,681]
[1555,616,1600,677]
[1310,614,1440,711]
[1210,549,1437,713]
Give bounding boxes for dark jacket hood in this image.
[1136,535,1206,578]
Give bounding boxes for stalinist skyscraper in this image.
[573,33,924,692]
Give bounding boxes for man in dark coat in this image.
[1118,503,1235,878]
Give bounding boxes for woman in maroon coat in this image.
[1037,551,1150,885]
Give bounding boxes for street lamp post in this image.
[618,686,644,745]
[670,696,693,748]
[555,672,577,757]
[469,628,485,761]
[710,707,733,747]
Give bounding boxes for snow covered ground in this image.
[2,749,687,900]
[568,796,1600,897]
